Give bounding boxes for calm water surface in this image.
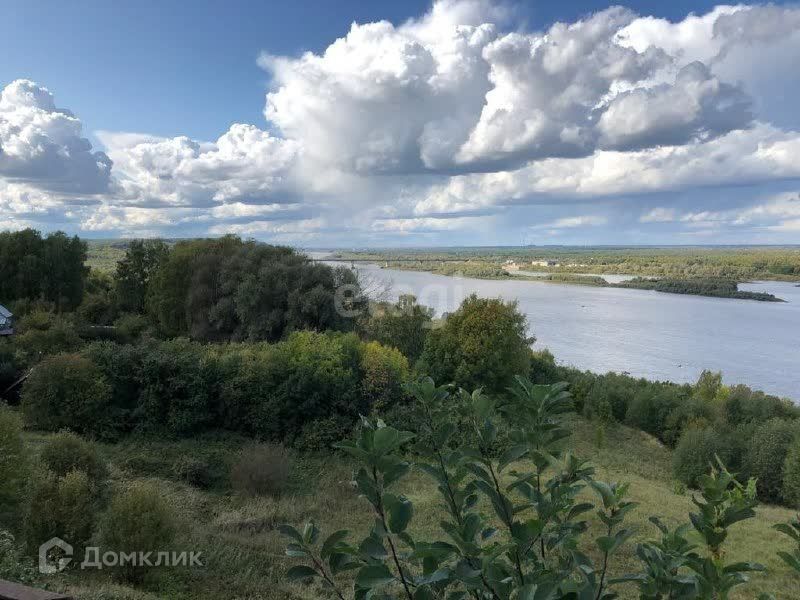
[324,260,799,400]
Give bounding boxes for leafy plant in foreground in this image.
[774,516,800,575]
[280,378,636,599]
[280,377,778,599]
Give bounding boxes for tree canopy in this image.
[0,229,87,311]
[144,236,362,342]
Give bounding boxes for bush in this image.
[672,426,736,488]
[98,482,176,584]
[420,294,532,394]
[293,415,355,451]
[25,469,97,555]
[0,406,28,532]
[783,439,800,509]
[663,396,715,447]
[743,418,800,504]
[21,353,113,437]
[359,341,409,413]
[113,313,150,343]
[136,339,218,436]
[83,342,145,436]
[723,384,799,426]
[230,444,290,497]
[360,294,433,362]
[529,348,560,384]
[219,331,363,443]
[39,431,108,486]
[625,389,681,439]
[0,530,36,584]
[172,454,228,490]
[14,311,82,360]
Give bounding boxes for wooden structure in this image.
[0,580,71,600]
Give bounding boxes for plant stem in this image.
[372,466,414,600]
[485,456,525,584]
[309,553,346,600]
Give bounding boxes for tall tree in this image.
[114,239,169,313]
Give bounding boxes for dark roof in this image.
[0,305,11,319]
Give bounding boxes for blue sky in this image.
[2,0,800,245]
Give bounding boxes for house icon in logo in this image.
[39,537,73,574]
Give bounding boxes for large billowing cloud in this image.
[0,80,111,193]
[2,1,800,243]
[262,4,754,174]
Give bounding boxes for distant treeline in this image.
[617,277,783,301]
[335,245,800,281]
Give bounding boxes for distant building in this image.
[502,261,520,271]
[0,304,14,336]
[532,260,560,267]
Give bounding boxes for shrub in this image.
[0,530,36,584]
[359,341,409,413]
[784,439,800,509]
[25,469,97,555]
[14,311,82,360]
[113,313,150,343]
[723,384,799,426]
[662,396,715,447]
[230,444,290,497]
[529,348,560,384]
[293,415,355,452]
[220,331,363,443]
[98,482,176,584]
[743,418,800,504]
[0,406,28,532]
[21,353,113,437]
[83,341,145,435]
[40,431,108,486]
[420,294,531,394]
[672,426,736,488]
[360,294,433,362]
[136,339,218,436]
[625,389,681,439]
[172,454,228,490]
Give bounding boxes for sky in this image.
[2,0,800,246]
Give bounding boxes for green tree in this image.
[0,229,87,310]
[743,418,800,503]
[21,353,113,437]
[420,294,532,393]
[98,482,176,584]
[361,294,433,362]
[114,239,168,313]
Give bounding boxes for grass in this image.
[22,417,799,600]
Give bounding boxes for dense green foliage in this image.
[281,378,771,599]
[618,277,781,301]
[420,294,531,393]
[360,295,433,363]
[97,482,177,584]
[0,406,27,532]
[0,229,88,311]
[23,332,408,448]
[783,440,800,508]
[114,239,169,313]
[21,353,113,437]
[145,236,361,341]
[743,419,800,504]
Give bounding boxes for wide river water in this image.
[322,260,799,400]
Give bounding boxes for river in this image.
[321,259,799,400]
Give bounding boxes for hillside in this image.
[28,415,798,600]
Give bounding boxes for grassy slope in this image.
[32,417,798,600]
